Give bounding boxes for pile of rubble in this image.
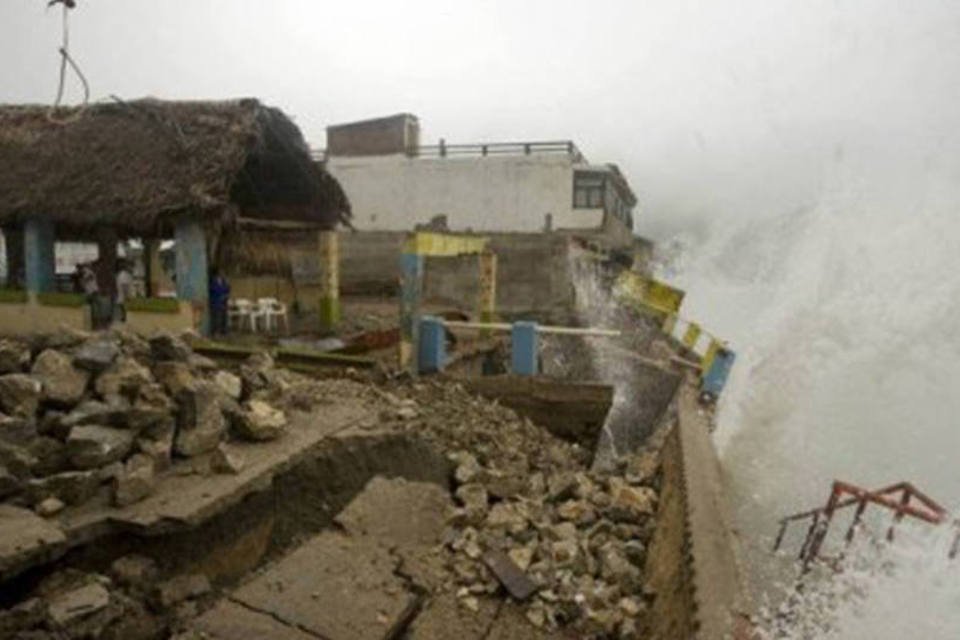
[375,382,663,639]
[0,556,213,639]
[0,329,296,516]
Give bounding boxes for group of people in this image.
[72,261,232,335]
[75,260,133,329]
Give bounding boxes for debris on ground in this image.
[0,328,296,516]
[0,328,665,640]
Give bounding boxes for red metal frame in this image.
[774,480,960,570]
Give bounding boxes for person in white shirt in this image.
[114,260,133,323]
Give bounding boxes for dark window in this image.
[573,171,605,209]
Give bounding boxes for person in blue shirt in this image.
[208,269,231,336]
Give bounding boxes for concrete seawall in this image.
[646,378,752,640]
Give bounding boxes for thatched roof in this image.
[0,98,351,237]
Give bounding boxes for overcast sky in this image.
[3,0,959,238]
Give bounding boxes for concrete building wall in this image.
[326,114,419,157]
[338,230,578,320]
[327,154,606,235]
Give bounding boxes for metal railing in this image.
[312,140,584,162]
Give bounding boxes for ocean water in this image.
[657,194,960,636]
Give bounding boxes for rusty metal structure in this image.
[774,480,960,570]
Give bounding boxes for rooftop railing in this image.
[312,140,585,163]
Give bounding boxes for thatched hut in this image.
[0,98,350,334]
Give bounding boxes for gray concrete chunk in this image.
[232,531,417,640]
[66,425,135,469]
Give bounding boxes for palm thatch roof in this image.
[0,98,350,237]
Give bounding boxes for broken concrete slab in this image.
[73,339,120,372]
[231,531,418,640]
[175,382,226,457]
[210,443,244,475]
[32,349,90,407]
[0,504,67,581]
[95,356,153,399]
[46,581,110,627]
[188,600,317,640]
[213,371,242,401]
[62,399,130,429]
[24,469,101,506]
[59,401,371,539]
[0,339,30,374]
[66,425,135,469]
[149,333,192,362]
[110,554,158,591]
[153,361,198,398]
[113,454,157,507]
[0,373,42,418]
[407,593,500,640]
[152,573,211,609]
[335,476,451,549]
[231,400,287,442]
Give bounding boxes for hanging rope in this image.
[47,0,90,125]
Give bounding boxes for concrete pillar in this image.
[23,218,55,295]
[96,228,119,299]
[144,238,162,298]
[175,219,210,335]
[511,321,539,376]
[701,348,736,398]
[3,225,24,289]
[478,250,497,324]
[418,316,446,374]
[318,230,340,333]
[399,252,424,374]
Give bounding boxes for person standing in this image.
[78,262,100,328]
[114,260,133,323]
[208,269,230,336]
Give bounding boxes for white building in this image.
[322,114,638,245]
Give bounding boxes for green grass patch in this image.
[37,292,86,308]
[0,289,28,304]
[126,297,182,314]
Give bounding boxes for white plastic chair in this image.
[269,299,289,334]
[229,299,254,332]
[256,297,288,334]
[250,298,273,333]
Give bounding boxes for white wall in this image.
[327,154,606,233]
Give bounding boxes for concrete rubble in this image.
[0,329,293,519]
[0,327,669,640]
[378,381,663,639]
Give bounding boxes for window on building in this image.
[573,171,605,209]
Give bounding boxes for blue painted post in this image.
[418,316,446,374]
[399,253,424,374]
[174,219,210,336]
[511,321,539,376]
[701,348,736,398]
[23,218,55,296]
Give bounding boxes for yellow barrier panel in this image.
[403,232,489,257]
[701,338,721,377]
[614,272,685,316]
[645,278,685,314]
[662,313,678,335]
[682,323,701,349]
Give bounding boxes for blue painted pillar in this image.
[511,321,539,376]
[23,217,55,295]
[174,219,210,335]
[418,316,446,374]
[399,253,424,374]
[702,348,737,398]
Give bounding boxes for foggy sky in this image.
[3,0,959,239]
